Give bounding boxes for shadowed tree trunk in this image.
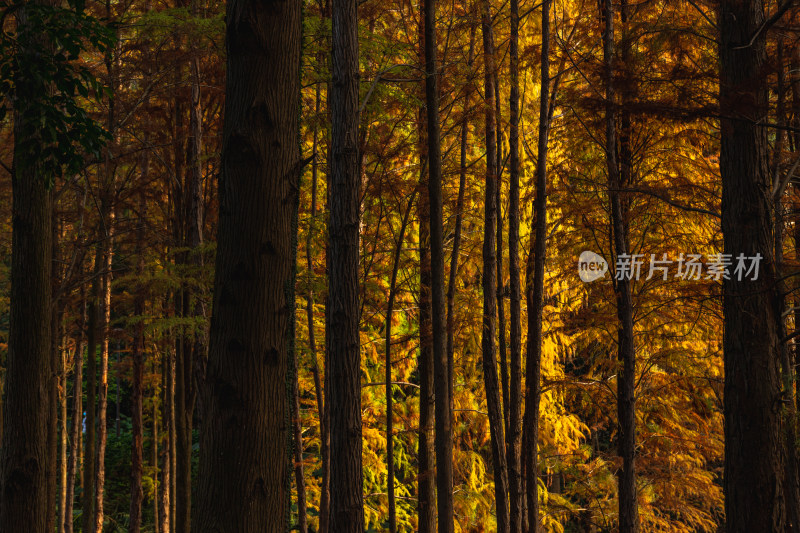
[191,0,301,527]
[523,0,551,530]
[423,0,455,527]
[0,3,55,529]
[481,0,510,530]
[65,288,86,533]
[719,0,786,530]
[507,0,523,525]
[129,190,146,533]
[328,0,364,524]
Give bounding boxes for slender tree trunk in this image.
[423,0,455,527]
[83,249,100,533]
[160,345,172,533]
[0,7,54,527]
[306,74,329,533]
[192,0,301,527]
[523,1,551,530]
[602,1,638,530]
[481,1,510,529]
[94,207,114,533]
[59,333,68,533]
[719,0,785,530]
[417,106,437,533]
[446,23,475,413]
[65,289,86,533]
[385,194,415,533]
[129,190,147,533]
[48,216,63,533]
[507,0,523,526]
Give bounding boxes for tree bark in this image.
[523,0,551,530]
[507,0,523,526]
[192,0,301,527]
[129,190,147,533]
[83,250,100,533]
[481,1,511,530]
[65,288,86,533]
[719,0,786,530]
[0,5,55,529]
[328,0,365,525]
[423,0,455,527]
[417,104,437,533]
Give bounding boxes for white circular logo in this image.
[578,251,608,282]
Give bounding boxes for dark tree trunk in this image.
[385,195,415,533]
[65,289,86,533]
[602,1,638,530]
[0,5,55,529]
[129,191,146,533]
[328,0,365,525]
[417,105,437,533]
[423,0,455,527]
[191,0,301,528]
[481,1,510,530]
[507,0,523,526]
[306,75,329,533]
[719,0,786,530]
[83,251,100,533]
[523,1,551,531]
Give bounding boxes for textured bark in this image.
[48,220,62,533]
[481,1,510,530]
[523,1,551,531]
[602,1,638,530]
[192,0,300,528]
[507,0,523,526]
[417,104,437,533]
[159,346,172,533]
[328,0,365,525]
[423,0,455,527]
[719,0,786,530]
[0,6,54,529]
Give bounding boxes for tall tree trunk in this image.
[602,1,638,530]
[719,0,785,530]
[59,327,68,533]
[83,249,100,533]
[65,288,86,533]
[481,1,510,530]
[446,22,475,412]
[385,194,415,533]
[423,0,455,527]
[523,0,551,530]
[507,0,523,526]
[306,71,329,533]
[160,345,172,533]
[417,107,437,533]
[0,4,55,528]
[328,0,364,524]
[129,190,147,533]
[48,216,63,533]
[94,206,114,533]
[192,0,301,527]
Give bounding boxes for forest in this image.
[0,0,795,531]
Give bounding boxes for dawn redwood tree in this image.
[423,0,455,527]
[191,0,301,528]
[523,0,550,530]
[603,0,638,530]
[327,0,364,526]
[719,0,786,530]
[0,3,55,531]
[480,1,510,530]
